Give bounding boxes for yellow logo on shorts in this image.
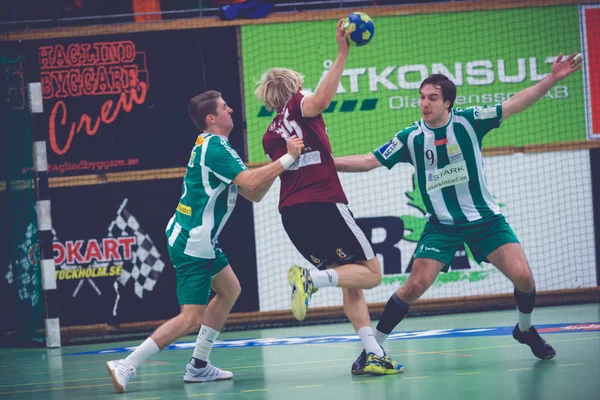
[177,202,192,216]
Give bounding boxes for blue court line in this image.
[63,322,600,356]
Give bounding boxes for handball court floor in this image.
[1,304,599,400]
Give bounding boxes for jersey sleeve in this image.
[372,128,413,169]
[203,136,248,184]
[287,90,313,120]
[461,104,503,140]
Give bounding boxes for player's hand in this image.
[551,52,582,81]
[336,19,351,57]
[286,135,305,159]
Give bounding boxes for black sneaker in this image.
[512,324,557,359]
[351,350,367,375]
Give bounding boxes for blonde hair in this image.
[254,68,305,111]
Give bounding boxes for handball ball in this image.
[343,12,374,47]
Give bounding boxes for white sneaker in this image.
[106,360,136,393]
[183,362,233,383]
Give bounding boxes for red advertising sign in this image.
[582,5,600,139]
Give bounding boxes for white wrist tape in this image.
[279,154,296,170]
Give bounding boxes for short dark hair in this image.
[188,90,221,132]
[420,74,456,112]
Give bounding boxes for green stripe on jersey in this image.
[373,105,502,225]
[166,133,247,260]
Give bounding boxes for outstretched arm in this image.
[236,136,304,202]
[302,19,350,118]
[335,153,382,172]
[502,53,582,121]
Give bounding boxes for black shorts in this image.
[281,202,375,270]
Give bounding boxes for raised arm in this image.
[301,20,350,118]
[335,153,382,173]
[502,53,582,121]
[235,136,304,202]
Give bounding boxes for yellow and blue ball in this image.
[343,12,375,47]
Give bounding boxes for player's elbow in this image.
[312,98,329,113]
[240,175,260,192]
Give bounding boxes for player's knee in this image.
[513,269,535,292]
[404,278,428,301]
[363,257,382,288]
[183,311,203,332]
[509,263,534,291]
[230,282,242,302]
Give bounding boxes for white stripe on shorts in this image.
[335,203,375,260]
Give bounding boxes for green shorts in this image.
[414,214,519,272]
[167,246,229,305]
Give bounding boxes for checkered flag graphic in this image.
[4,221,41,307]
[109,199,165,299]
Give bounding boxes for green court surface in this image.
[1,304,599,400]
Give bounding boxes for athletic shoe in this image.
[106,359,136,393]
[183,362,233,383]
[364,351,404,375]
[351,350,367,375]
[288,265,317,321]
[512,324,557,359]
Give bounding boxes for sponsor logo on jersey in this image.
[378,137,402,160]
[177,202,192,216]
[195,136,205,146]
[221,140,247,170]
[288,150,322,170]
[434,138,448,146]
[447,144,460,155]
[472,106,497,120]
[227,185,238,207]
[426,160,470,192]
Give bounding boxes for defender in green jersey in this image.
[107,91,304,393]
[336,53,582,370]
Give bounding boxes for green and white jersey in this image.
[373,105,503,226]
[166,133,247,259]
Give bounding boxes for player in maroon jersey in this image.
[254,19,402,376]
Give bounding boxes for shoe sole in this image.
[184,375,233,383]
[513,330,557,360]
[536,350,556,360]
[351,369,366,375]
[288,267,307,321]
[364,365,404,376]
[106,362,125,394]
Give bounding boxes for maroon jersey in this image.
[262,91,348,211]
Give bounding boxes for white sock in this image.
[518,308,532,332]
[374,329,389,346]
[309,269,338,288]
[192,325,220,362]
[125,337,160,368]
[358,326,384,357]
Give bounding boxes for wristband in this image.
[279,154,296,170]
